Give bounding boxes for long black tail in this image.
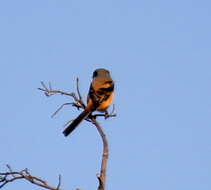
[63,110,91,137]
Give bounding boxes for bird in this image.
[63,68,114,136]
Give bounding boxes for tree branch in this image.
[37,80,115,190]
[91,119,109,190]
[0,165,63,190]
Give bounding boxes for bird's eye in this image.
[93,71,98,78]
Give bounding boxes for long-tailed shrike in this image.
[63,68,114,136]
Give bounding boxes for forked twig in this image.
[38,81,83,107]
[76,77,84,106]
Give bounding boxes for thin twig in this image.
[92,105,116,119]
[92,113,117,119]
[6,164,15,178]
[76,78,85,108]
[110,104,116,115]
[56,175,61,190]
[51,103,74,118]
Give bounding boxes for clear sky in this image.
[1,0,211,190]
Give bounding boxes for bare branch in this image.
[91,119,109,190]
[38,81,87,113]
[38,80,116,190]
[0,165,63,190]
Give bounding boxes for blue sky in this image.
[1,0,211,190]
